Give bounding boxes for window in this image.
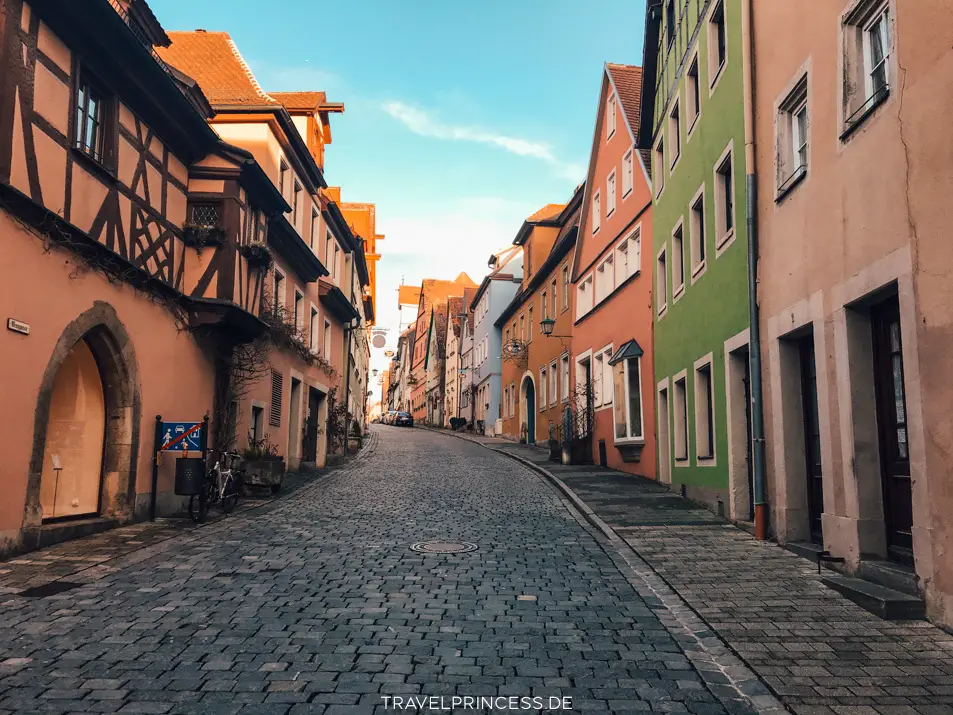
[592,191,601,234]
[615,239,629,285]
[709,0,727,85]
[75,75,110,165]
[607,171,617,216]
[561,354,570,401]
[672,221,685,296]
[528,306,533,342]
[310,208,319,248]
[654,138,665,195]
[695,359,715,460]
[778,75,809,194]
[539,367,548,412]
[561,265,570,311]
[606,93,617,139]
[666,0,676,47]
[550,278,557,317]
[687,57,700,129]
[669,101,680,168]
[250,405,264,443]
[550,360,558,406]
[292,181,302,229]
[324,319,332,359]
[333,244,340,283]
[519,313,525,341]
[673,374,688,461]
[541,291,548,320]
[613,356,643,441]
[690,188,706,275]
[576,276,593,318]
[279,161,288,198]
[310,307,319,350]
[622,150,634,198]
[713,149,735,250]
[294,290,303,333]
[843,2,890,130]
[273,269,285,314]
[593,346,613,408]
[270,370,283,427]
[656,248,668,316]
[596,256,614,304]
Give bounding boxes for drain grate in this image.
[410,541,478,554]
[18,581,84,598]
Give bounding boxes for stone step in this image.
[857,559,920,597]
[822,574,926,620]
[785,540,826,563]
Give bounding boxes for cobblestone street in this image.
[0,427,751,715]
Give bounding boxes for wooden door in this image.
[871,298,914,562]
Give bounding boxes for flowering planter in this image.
[241,457,285,495]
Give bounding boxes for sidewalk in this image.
[440,429,953,715]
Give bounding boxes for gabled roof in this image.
[512,203,567,246]
[606,63,653,176]
[528,203,565,222]
[447,296,465,339]
[416,274,478,316]
[267,91,327,111]
[160,31,277,106]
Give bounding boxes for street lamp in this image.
[540,317,570,338]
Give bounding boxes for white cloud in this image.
[382,101,584,181]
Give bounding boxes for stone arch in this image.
[520,371,537,444]
[23,302,142,540]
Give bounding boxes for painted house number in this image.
[7,318,30,335]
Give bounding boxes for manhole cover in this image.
[18,581,84,598]
[410,541,478,554]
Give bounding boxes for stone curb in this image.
[423,425,790,715]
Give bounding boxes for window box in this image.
[239,242,273,268]
[183,224,226,248]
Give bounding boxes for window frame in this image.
[593,344,614,411]
[549,359,558,406]
[668,99,681,170]
[606,169,617,217]
[672,218,686,301]
[612,356,644,444]
[776,73,810,199]
[622,149,634,199]
[708,0,728,93]
[606,93,617,140]
[656,246,668,318]
[654,136,665,197]
[673,371,689,463]
[560,352,571,403]
[561,265,570,312]
[73,70,115,169]
[686,52,701,137]
[694,354,717,465]
[689,184,707,281]
[539,366,548,413]
[592,190,602,234]
[841,0,892,136]
[713,143,736,254]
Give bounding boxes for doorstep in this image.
[821,574,926,620]
[38,516,120,550]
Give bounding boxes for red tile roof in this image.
[527,203,565,222]
[268,91,327,111]
[158,31,277,106]
[607,63,652,176]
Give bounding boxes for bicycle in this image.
[189,451,243,523]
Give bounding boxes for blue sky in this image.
[150,0,646,401]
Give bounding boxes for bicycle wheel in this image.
[221,478,239,514]
[189,484,212,523]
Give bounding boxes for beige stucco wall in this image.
[755,0,953,627]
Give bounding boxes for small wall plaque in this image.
[7,318,29,335]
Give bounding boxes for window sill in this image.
[615,440,645,464]
[691,260,707,282]
[841,88,890,141]
[657,305,668,320]
[687,114,700,139]
[776,165,807,202]
[673,283,685,302]
[71,147,117,184]
[622,188,632,200]
[606,208,615,218]
[715,227,735,254]
[709,62,726,93]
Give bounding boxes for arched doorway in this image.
[25,303,141,537]
[40,339,106,519]
[521,376,536,444]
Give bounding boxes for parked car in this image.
[395,411,414,427]
[384,410,398,425]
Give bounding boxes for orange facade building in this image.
[497,192,582,445]
[571,64,656,476]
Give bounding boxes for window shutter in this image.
[270,370,283,426]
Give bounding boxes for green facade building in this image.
[639,0,753,520]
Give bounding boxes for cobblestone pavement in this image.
[0,427,752,715]
[454,434,953,715]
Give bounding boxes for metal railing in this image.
[106,0,174,77]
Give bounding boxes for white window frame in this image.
[686,51,701,137]
[575,349,593,414]
[309,305,319,351]
[668,99,681,170]
[777,73,809,198]
[606,170,617,217]
[862,6,890,103]
[656,245,668,318]
[689,184,707,282]
[576,275,594,319]
[592,190,601,234]
[708,0,728,94]
[606,93,617,140]
[560,352,571,403]
[549,359,558,406]
[595,255,614,305]
[673,370,689,465]
[612,355,644,444]
[672,218,686,301]
[622,149,634,198]
[615,238,629,286]
[713,142,736,255]
[539,366,548,413]
[593,344,614,410]
[694,353,717,466]
[561,264,570,312]
[323,318,332,358]
[273,268,286,313]
[654,136,665,197]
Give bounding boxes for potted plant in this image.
[239,242,273,269]
[240,433,285,494]
[183,222,226,249]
